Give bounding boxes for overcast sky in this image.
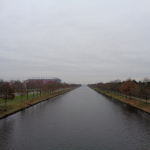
[0,0,150,84]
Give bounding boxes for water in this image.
[0,86,150,150]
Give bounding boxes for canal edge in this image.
[90,87,150,115]
[0,88,77,120]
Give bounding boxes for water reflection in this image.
[0,86,150,150]
[0,117,14,150]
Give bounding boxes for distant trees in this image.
[0,78,81,111]
[107,79,122,95]
[18,82,26,102]
[0,79,4,101]
[88,77,150,102]
[10,80,26,102]
[120,78,138,99]
[0,81,15,109]
[140,78,150,102]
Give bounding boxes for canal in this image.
[0,86,150,150]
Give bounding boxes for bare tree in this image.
[142,77,150,102]
[0,82,15,110]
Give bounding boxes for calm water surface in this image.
[0,86,150,150]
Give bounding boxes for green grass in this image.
[0,92,53,104]
[0,88,76,119]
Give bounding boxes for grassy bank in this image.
[0,88,75,119]
[92,88,150,114]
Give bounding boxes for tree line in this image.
[88,78,150,103]
[0,79,81,109]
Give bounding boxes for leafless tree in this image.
[0,81,15,109]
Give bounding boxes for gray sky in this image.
[0,0,150,84]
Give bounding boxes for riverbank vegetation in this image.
[88,77,150,113]
[0,79,81,119]
[0,89,76,119]
[92,88,150,113]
